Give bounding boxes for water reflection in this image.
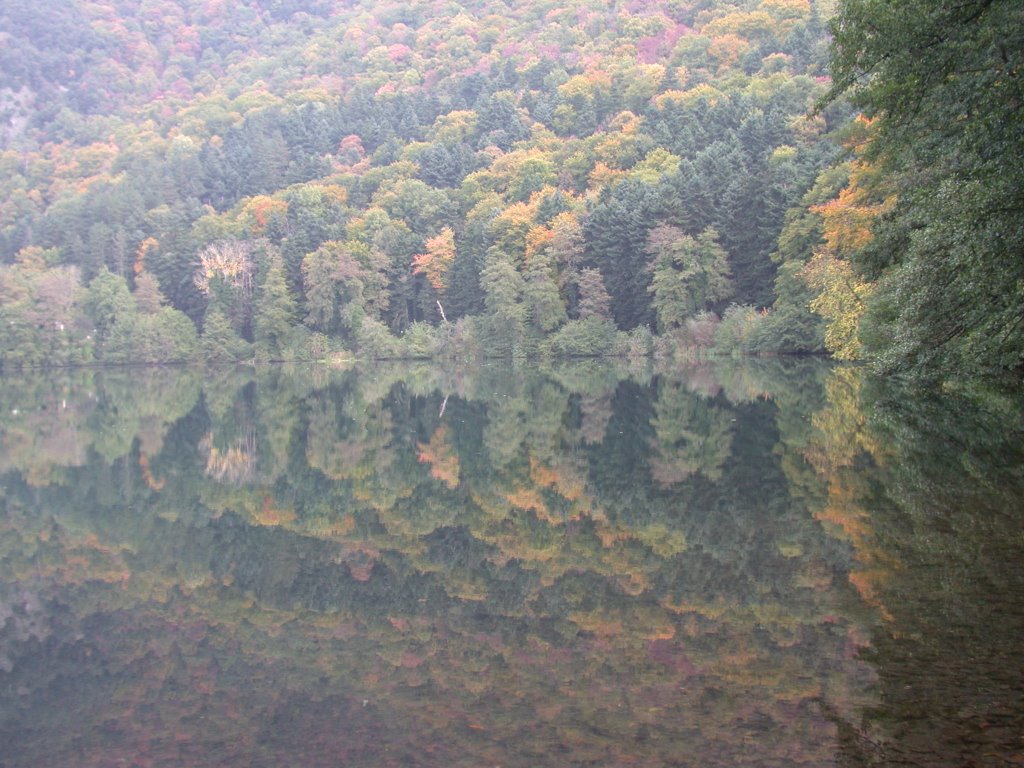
[0,360,1021,766]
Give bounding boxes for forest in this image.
[1,0,1021,383]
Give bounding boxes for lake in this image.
[0,359,1021,767]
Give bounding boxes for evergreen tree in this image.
[253,252,297,360]
[201,307,252,363]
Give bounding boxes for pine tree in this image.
[253,252,297,360]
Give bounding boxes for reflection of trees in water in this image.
[0,358,915,767]
[648,378,734,486]
[417,424,460,488]
[806,369,1024,767]
[198,428,258,484]
[0,368,200,485]
[0,586,50,674]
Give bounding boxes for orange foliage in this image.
[412,227,456,293]
[252,495,297,527]
[134,237,159,275]
[528,455,559,488]
[529,454,585,502]
[525,225,554,261]
[812,182,884,257]
[848,570,894,622]
[138,452,165,491]
[707,34,750,71]
[504,486,547,515]
[242,196,289,233]
[596,526,631,548]
[810,120,895,260]
[588,162,624,189]
[417,424,460,488]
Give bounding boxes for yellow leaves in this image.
[251,495,297,527]
[525,225,554,261]
[558,72,611,103]
[802,367,898,622]
[800,149,894,360]
[632,148,682,182]
[134,237,159,275]
[800,250,872,360]
[813,186,884,258]
[701,10,776,40]
[199,430,256,484]
[707,34,751,72]
[504,486,548,515]
[426,110,478,143]
[652,84,725,110]
[760,0,811,19]
[635,524,688,557]
[588,162,625,189]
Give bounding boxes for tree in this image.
[201,306,252,363]
[645,225,732,332]
[0,261,88,369]
[574,268,612,321]
[547,212,585,281]
[824,0,1024,379]
[133,271,167,314]
[83,268,135,345]
[799,250,871,360]
[480,257,526,356]
[524,251,566,333]
[253,251,296,360]
[585,178,667,330]
[412,227,455,295]
[195,239,256,339]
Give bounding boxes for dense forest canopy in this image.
[0,0,1020,383]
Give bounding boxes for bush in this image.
[617,324,655,358]
[201,308,252,363]
[652,313,720,360]
[105,307,199,363]
[714,304,762,354]
[354,317,402,358]
[434,317,484,361]
[684,311,721,348]
[399,321,439,358]
[543,318,621,357]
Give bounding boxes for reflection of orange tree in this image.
[803,367,897,621]
[417,425,460,489]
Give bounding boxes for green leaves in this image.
[820,0,1024,380]
[645,225,732,333]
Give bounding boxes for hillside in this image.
[1,0,853,367]
[5,1,1022,381]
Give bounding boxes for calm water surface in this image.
[0,359,1021,767]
